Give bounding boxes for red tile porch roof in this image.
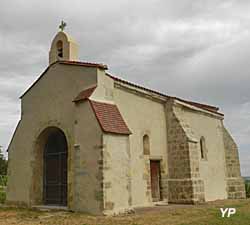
[89,100,131,135]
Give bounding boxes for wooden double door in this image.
[150,160,162,202]
[43,130,68,206]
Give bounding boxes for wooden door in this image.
[44,130,67,206]
[150,160,161,202]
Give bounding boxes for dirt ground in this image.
[0,199,250,225]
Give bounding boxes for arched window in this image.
[200,136,206,160]
[57,40,63,58]
[143,135,150,155]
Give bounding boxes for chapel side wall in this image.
[7,63,99,210]
[180,106,228,201]
[113,86,168,207]
[223,126,246,199]
[74,101,104,214]
[102,134,131,214]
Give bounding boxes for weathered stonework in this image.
[105,201,115,210]
[166,100,205,203]
[226,178,246,199]
[142,155,168,203]
[160,163,168,201]
[143,156,152,202]
[223,126,246,199]
[168,179,205,203]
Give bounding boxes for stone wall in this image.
[73,101,104,214]
[102,134,132,215]
[142,156,152,203]
[142,156,168,202]
[223,126,246,199]
[166,100,205,203]
[160,162,169,201]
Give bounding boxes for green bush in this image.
[0,175,7,204]
[0,175,7,186]
[0,190,6,204]
[245,181,250,198]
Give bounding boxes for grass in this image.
[0,199,250,225]
[0,176,249,223]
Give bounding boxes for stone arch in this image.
[200,136,207,160]
[30,126,69,206]
[143,134,150,155]
[49,31,78,64]
[56,40,63,58]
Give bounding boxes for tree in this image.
[0,146,7,175]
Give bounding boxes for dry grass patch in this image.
[0,200,249,225]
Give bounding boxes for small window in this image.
[143,135,150,155]
[200,136,207,160]
[57,40,63,58]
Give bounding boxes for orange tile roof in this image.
[89,100,131,135]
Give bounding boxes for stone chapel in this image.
[6,30,246,215]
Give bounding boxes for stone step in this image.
[32,205,68,211]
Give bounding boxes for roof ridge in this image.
[59,60,108,69]
[106,73,223,115]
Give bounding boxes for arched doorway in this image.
[43,128,68,206]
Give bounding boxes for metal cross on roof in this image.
[59,20,67,31]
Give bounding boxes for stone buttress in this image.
[166,99,205,203]
[223,127,246,199]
